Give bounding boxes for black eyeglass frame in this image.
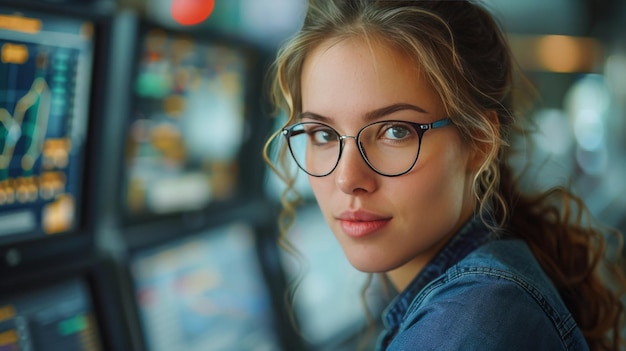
[281,117,453,177]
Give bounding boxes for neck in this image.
[386,205,477,292]
[386,257,432,292]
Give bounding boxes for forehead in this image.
[300,36,444,119]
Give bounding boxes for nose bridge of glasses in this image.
[337,134,369,168]
[339,135,358,142]
[339,134,364,152]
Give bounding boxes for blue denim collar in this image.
[380,214,494,340]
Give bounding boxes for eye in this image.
[381,123,413,141]
[306,126,338,145]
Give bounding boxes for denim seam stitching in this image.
[404,267,577,349]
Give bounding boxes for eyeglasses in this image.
[281,118,452,177]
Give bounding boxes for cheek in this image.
[309,176,330,205]
[406,144,473,212]
[438,145,471,187]
[426,131,472,180]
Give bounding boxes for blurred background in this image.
[0,0,623,350]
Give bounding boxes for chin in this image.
[344,252,397,274]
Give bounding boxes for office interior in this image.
[0,0,624,350]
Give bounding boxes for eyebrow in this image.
[300,103,429,123]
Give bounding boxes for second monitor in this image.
[128,221,284,351]
[120,24,258,225]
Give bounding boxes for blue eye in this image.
[380,123,414,141]
[385,125,410,140]
[304,126,338,146]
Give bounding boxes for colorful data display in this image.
[123,27,250,218]
[0,279,104,351]
[0,10,94,244]
[130,222,280,351]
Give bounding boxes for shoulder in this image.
[447,238,571,322]
[389,239,588,351]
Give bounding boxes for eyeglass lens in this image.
[285,121,422,176]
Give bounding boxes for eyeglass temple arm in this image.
[282,128,305,137]
[429,118,452,129]
[416,118,451,132]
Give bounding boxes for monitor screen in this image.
[121,25,252,220]
[130,222,281,351]
[0,9,94,245]
[0,278,104,351]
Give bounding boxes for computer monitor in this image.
[0,256,129,351]
[128,221,283,351]
[0,7,96,246]
[0,278,103,350]
[120,23,258,225]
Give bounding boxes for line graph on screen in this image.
[0,39,80,234]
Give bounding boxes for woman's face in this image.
[300,37,478,290]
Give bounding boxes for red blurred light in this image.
[171,0,215,26]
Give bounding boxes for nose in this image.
[334,137,377,195]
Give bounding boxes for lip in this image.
[336,210,391,238]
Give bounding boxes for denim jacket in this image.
[377,216,589,351]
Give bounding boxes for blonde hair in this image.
[263,1,626,349]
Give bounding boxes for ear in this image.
[467,110,500,173]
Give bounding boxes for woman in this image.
[263,0,625,350]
